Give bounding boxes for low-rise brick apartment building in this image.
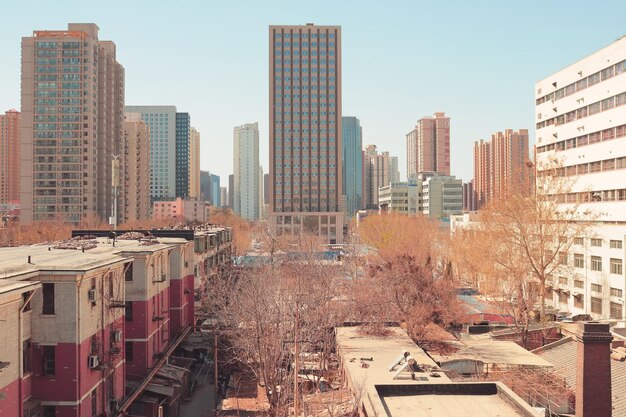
[0,225,231,417]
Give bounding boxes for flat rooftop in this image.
[336,327,541,417]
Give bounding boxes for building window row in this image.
[537,122,626,154]
[536,59,626,105]
[537,91,626,130]
[547,187,626,204]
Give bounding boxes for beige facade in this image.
[189,127,201,199]
[364,145,393,208]
[0,110,20,204]
[406,112,450,178]
[473,129,529,208]
[153,197,210,223]
[121,113,151,224]
[269,24,343,243]
[20,23,124,224]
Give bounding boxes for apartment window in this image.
[23,340,31,374]
[125,302,133,321]
[591,238,602,247]
[558,276,568,285]
[23,292,32,311]
[43,406,56,417]
[591,297,602,314]
[591,283,603,293]
[558,252,568,265]
[124,263,133,281]
[43,346,55,376]
[558,292,569,304]
[125,341,134,362]
[611,258,623,275]
[574,237,584,245]
[42,283,55,315]
[610,240,623,249]
[610,288,623,298]
[574,253,585,268]
[591,256,602,272]
[574,279,584,289]
[610,302,623,319]
[574,296,584,309]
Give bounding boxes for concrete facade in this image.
[152,198,210,223]
[175,113,190,198]
[124,106,177,201]
[406,112,450,178]
[233,122,260,221]
[269,24,344,243]
[341,116,363,216]
[188,128,200,200]
[535,36,626,320]
[0,109,20,205]
[121,113,151,224]
[21,23,125,224]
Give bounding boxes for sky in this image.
[1,0,626,184]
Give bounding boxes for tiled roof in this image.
[533,336,626,416]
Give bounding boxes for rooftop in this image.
[336,326,541,417]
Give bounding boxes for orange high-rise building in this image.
[0,109,21,204]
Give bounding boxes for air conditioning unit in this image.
[88,288,98,302]
[112,329,122,342]
[88,355,100,369]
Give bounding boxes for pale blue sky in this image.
[1,0,626,183]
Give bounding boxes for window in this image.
[574,253,585,268]
[125,302,133,321]
[22,292,32,311]
[591,238,602,247]
[591,256,602,271]
[591,297,602,314]
[574,296,584,309]
[574,237,584,245]
[125,263,133,281]
[559,276,568,285]
[591,283,603,293]
[611,287,623,298]
[558,252,568,265]
[559,292,569,304]
[610,240,623,249]
[610,302,623,319]
[23,340,31,374]
[125,341,133,362]
[574,279,584,289]
[43,406,56,417]
[611,258,623,275]
[42,283,55,315]
[43,345,55,376]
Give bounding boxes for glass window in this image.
[610,302,622,319]
[610,258,623,275]
[610,240,623,249]
[591,256,602,271]
[574,253,585,268]
[591,283,603,292]
[591,297,602,314]
[42,283,54,315]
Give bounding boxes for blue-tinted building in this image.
[342,116,363,216]
[210,174,221,207]
[175,112,191,198]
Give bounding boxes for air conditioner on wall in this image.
[88,355,100,369]
[88,288,98,302]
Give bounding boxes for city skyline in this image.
[2,1,626,184]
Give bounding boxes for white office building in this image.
[233,122,260,221]
[535,35,626,320]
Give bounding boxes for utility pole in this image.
[214,333,219,412]
[294,297,299,417]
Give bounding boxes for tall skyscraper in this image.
[21,23,124,223]
[390,156,400,183]
[269,24,343,242]
[209,174,221,207]
[264,173,270,205]
[228,174,234,209]
[125,106,177,200]
[121,113,151,223]
[175,112,190,198]
[0,109,20,205]
[200,170,210,201]
[406,112,450,178]
[189,127,201,199]
[233,122,260,221]
[220,187,228,207]
[473,129,529,208]
[536,36,626,319]
[342,116,363,216]
[363,145,394,209]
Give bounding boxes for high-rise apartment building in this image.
[210,174,221,207]
[124,106,177,201]
[220,187,228,207]
[264,173,270,205]
[406,112,450,178]
[21,23,124,223]
[269,24,343,242]
[228,174,234,209]
[390,156,400,183]
[120,113,151,224]
[233,122,260,221]
[363,145,394,209]
[473,129,530,208]
[341,116,363,216]
[189,127,201,199]
[462,180,477,211]
[535,36,626,320]
[175,112,190,198]
[200,170,210,202]
[0,109,20,205]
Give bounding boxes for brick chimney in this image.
[576,322,612,417]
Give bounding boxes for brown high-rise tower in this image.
[20,23,124,224]
[269,24,343,243]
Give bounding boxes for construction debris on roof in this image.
[117,231,152,240]
[51,235,98,250]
